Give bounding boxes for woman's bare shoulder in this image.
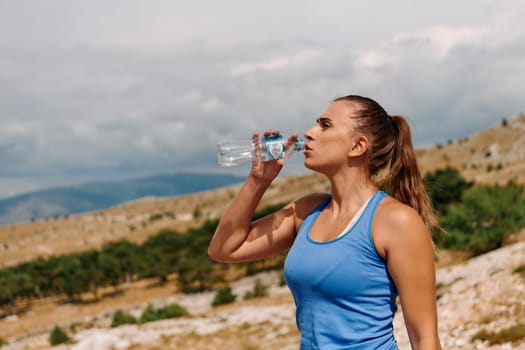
[376,196,423,227]
[373,196,431,256]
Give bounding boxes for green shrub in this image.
[139,303,188,324]
[513,264,525,276]
[0,337,7,348]
[279,272,287,286]
[193,207,201,219]
[212,286,237,307]
[244,279,269,300]
[424,167,473,216]
[49,325,70,346]
[472,329,491,342]
[439,183,525,255]
[472,323,525,345]
[111,310,137,327]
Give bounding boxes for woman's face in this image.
[303,100,362,172]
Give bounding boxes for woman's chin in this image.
[303,159,319,172]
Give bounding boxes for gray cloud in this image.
[0,0,524,198]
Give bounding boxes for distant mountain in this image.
[0,173,244,226]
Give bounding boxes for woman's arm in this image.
[208,172,298,263]
[374,199,442,350]
[208,131,300,263]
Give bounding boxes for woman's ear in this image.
[348,135,369,157]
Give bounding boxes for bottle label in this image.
[262,135,285,160]
[266,141,284,160]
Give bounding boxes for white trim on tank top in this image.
[335,195,374,239]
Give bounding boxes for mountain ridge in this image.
[0,172,245,226]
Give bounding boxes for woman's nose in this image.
[304,127,314,140]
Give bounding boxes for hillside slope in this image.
[0,173,244,226]
[417,114,525,184]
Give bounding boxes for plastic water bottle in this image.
[217,134,305,167]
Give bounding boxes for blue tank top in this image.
[284,191,399,349]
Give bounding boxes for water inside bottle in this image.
[217,140,254,167]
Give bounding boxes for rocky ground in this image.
[3,242,525,350]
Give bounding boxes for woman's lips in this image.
[303,144,312,156]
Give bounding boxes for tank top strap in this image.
[360,191,388,245]
[365,191,388,218]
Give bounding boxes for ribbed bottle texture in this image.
[217,134,304,167]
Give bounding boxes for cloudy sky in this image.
[1,0,524,199]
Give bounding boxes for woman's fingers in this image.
[263,129,280,138]
[252,131,262,162]
[250,130,285,181]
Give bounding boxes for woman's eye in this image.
[315,118,330,128]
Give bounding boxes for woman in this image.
[208,95,442,349]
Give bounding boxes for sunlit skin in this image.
[208,100,441,349]
[304,102,366,171]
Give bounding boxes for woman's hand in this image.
[250,130,298,183]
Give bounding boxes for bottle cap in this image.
[294,137,304,151]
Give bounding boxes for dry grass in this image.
[127,293,300,350]
[136,321,300,350]
[416,114,525,185]
[472,323,525,346]
[1,275,181,339]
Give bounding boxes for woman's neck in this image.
[327,170,378,213]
